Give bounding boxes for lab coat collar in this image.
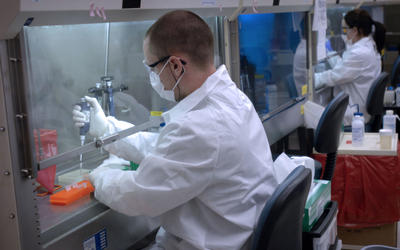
[351,36,373,49]
[162,65,229,124]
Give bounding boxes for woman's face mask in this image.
[342,34,352,49]
[341,19,356,48]
[144,58,185,102]
[346,28,357,45]
[342,24,356,48]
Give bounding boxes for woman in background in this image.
[315,9,386,126]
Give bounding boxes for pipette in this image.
[78,98,90,174]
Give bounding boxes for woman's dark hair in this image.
[344,9,386,53]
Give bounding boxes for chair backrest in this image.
[367,72,390,116]
[314,91,349,154]
[366,72,390,132]
[251,166,312,250]
[390,55,400,85]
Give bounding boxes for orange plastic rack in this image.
[50,180,95,206]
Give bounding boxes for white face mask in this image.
[145,58,185,102]
[342,29,356,48]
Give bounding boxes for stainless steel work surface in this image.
[39,183,160,250]
[38,193,106,234]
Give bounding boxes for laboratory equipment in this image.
[352,112,365,146]
[395,84,400,107]
[106,80,115,116]
[383,110,396,133]
[88,77,128,117]
[77,98,90,174]
[101,76,114,116]
[383,86,395,106]
[88,82,103,104]
[78,98,90,146]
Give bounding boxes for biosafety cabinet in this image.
[0,1,393,249]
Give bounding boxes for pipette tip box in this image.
[57,168,90,186]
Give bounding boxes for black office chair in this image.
[251,166,312,250]
[390,55,400,85]
[314,91,349,180]
[366,72,390,132]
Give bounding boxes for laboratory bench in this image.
[335,132,398,156]
[314,133,400,248]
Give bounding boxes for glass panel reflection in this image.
[238,12,307,115]
[24,23,108,155]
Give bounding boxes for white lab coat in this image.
[293,38,307,95]
[90,65,278,250]
[315,36,381,125]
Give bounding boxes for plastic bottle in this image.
[352,112,364,146]
[384,86,395,106]
[383,110,396,133]
[357,111,365,124]
[354,112,365,138]
[396,84,400,107]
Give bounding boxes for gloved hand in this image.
[326,51,341,69]
[325,39,333,53]
[72,96,109,138]
[314,73,326,90]
[88,165,109,187]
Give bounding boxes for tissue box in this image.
[303,180,331,232]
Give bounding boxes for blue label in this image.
[83,228,107,250]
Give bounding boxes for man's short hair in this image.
[146,10,214,69]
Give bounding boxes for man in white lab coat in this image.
[314,9,386,126]
[73,10,278,250]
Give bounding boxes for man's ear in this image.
[169,57,183,76]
